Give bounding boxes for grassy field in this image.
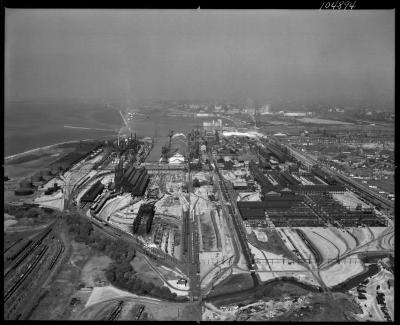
[209,273,254,296]
[3,205,59,233]
[81,255,112,287]
[210,293,257,308]
[257,281,312,300]
[29,238,96,320]
[5,146,76,179]
[247,228,298,261]
[200,220,217,251]
[297,118,353,125]
[4,140,100,180]
[130,254,164,287]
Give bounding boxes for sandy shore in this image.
[4,137,111,162]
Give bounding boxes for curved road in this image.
[76,294,193,320]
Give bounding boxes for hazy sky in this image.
[5,9,394,106]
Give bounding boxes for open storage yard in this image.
[200,204,238,292]
[195,186,220,252]
[332,191,371,209]
[349,267,394,321]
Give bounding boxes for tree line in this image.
[4,203,60,219]
[64,212,186,301]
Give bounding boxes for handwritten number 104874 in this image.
[320,1,356,9]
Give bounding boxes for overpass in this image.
[142,163,188,172]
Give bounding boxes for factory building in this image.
[264,142,292,163]
[115,164,150,197]
[311,167,340,185]
[237,197,324,227]
[81,181,104,203]
[292,184,346,194]
[232,180,251,191]
[286,145,315,171]
[133,203,155,234]
[307,193,386,227]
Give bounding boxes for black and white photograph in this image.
[4,7,395,321]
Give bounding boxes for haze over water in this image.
[4,10,394,155]
[4,102,200,157]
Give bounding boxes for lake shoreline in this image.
[4,138,109,162]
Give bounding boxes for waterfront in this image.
[5,102,193,157]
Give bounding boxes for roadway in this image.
[211,156,259,287]
[75,294,197,320]
[186,164,201,301]
[319,227,395,270]
[141,255,190,293]
[199,173,242,297]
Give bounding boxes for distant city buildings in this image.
[283,112,307,117]
[259,104,272,115]
[203,119,222,132]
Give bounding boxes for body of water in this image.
[4,102,219,157]
[4,102,121,157]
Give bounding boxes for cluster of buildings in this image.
[286,127,394,200]
[203,119,223,132]
[210,132,386,228]
[115,165,150,197]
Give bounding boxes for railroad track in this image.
[329,171,394,213]
[279,230,309,265]
[48,240,65,270]
[90,217,184,270]
[4,246,49,303]
[6,240,33,264]
[79,202,89,210]
[105,301,124,320]
[5,227,53,278]
[296,229,322,266]
[213,163,258,287]
[4,238,23,254]
[135,305,145,320]
[311,230,341,260]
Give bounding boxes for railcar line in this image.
[105,301,124,320]
[48,241,65,270]
[4,246,49,303]
[5,227,53,278]
[4,238,23,254]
